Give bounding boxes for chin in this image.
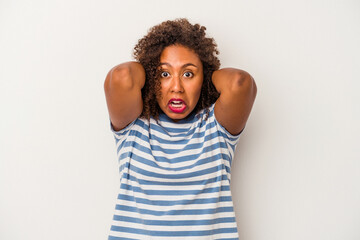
[160,104,195,121]
[166,112,188,121]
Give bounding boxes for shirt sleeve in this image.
[209,103,243,150]
[109,118,136,142]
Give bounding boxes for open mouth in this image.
[168,98,186,113]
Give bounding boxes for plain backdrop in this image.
[1,0,359,239]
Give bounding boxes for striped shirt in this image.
[108,103,242,240]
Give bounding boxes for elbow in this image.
[111,65,135,89]
[104,65,134,92]
[231,70,257,95]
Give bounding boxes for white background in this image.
[1,0,359,239]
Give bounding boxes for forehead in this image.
[160,45,202,67]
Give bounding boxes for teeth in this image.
[170,100,184,108]
[171,103,183,106]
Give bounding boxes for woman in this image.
[104,18,257,240]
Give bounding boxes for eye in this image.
[161,71,170,78]
[183,72,193,78]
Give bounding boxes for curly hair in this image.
[133,18,220,120]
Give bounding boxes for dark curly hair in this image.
[133,18,220,120]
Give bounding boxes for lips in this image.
[168,98,187,113]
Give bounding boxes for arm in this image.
[104,61,145,131]
[212,68,257,135]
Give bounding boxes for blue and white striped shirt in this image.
[108,103,242,240]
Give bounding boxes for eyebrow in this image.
[159,63,198,68]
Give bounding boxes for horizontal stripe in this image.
[120,175,231,192]
[110,220,237,233]
[109,231,239,240]
[121,172,229,186]
[115,199,233,214]
[113,209,236,221]
[112,215,236,226]
[110,225,237,237]
[118,192,232,204]
[115,205,234,216]
[122,166,231,184]
[116,184,232,202]
[117,195,233,210]
[118,162,230,180]
[116,189,232,203]
[120,183,230,196]
[108,236,137,240]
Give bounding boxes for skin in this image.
[104,44,257,135]
[213,68,257,135]
[104,61,145,131]
[157,44,203,122]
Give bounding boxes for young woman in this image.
[104,18,257,240]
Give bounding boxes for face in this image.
[157,44,204,122]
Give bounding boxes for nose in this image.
[170,75,184,93]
